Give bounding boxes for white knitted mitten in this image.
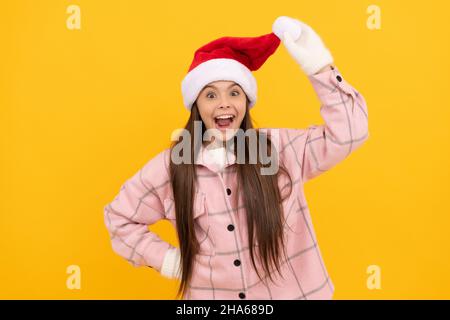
[272,16,334,76]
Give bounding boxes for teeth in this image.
[215,115,234,120]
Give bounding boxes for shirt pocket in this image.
[163,191,215,256]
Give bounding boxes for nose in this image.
[218,99,232,109]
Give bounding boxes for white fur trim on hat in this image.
[181,58,257,111]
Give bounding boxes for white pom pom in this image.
[272,16,302,42]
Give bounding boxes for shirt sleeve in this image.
[283,66,369,183]
[103,148,175,272]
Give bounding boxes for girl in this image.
[104,16,369,300]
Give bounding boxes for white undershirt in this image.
[206,146,228,172]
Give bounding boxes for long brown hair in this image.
[169,97,293,299]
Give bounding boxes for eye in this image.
[206,89,239,99]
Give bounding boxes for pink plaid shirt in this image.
[103,66,369,300]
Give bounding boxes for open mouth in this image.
[214,114,235,129]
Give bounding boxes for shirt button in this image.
[336,75,342,82]
[227,224,235,231]
[239,292,246,299]
[226,188,232,195]
[234,259,241,266]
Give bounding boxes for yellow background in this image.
[1,0,449,299]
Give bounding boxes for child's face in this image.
[196,80,247,143]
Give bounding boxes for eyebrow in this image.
[203,83,239,91]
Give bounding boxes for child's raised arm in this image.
[301,66,369,182]
[272,16,369,183]
[277,66,369,184]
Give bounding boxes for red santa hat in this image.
[181,32,281,111]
